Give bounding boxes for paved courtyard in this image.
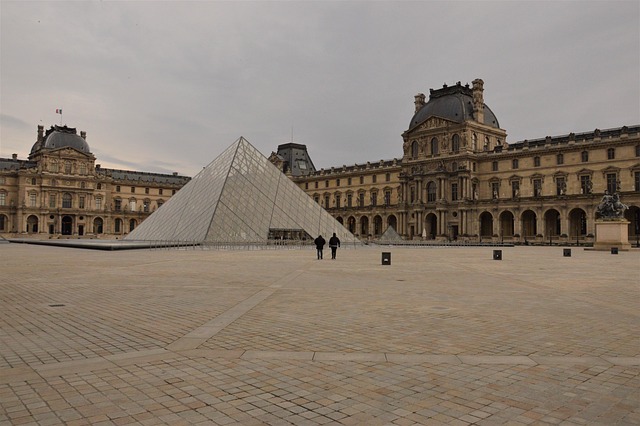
[1,243,638,425]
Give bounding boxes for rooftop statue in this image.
[596,191,628,219]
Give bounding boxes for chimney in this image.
[414,93,426,113]
[37,125,44,142]
[472,79,484,124]
[172,172,178,176]
[12,153,18,160]
[80,131,86,140]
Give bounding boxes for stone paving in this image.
[0,243,638,425]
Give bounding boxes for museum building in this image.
[281,79,640,243]
[0,125,190,238]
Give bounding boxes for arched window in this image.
[129,219,137,232]
[0,214,6,231]
[115,218,122,233]
[0,191,6,206]
[472,133,478,151]
[452,134,460,152]
[62,193,72,208]
[411,141,419,159]
[430,138,439,155]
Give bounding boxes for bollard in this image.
[493,249,502,260]
[382,252,391,265]
[611,247,619,255]
[563,248,571,257]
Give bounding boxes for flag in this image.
[56,109,62,114]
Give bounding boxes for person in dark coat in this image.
[329,232,341,259]
[314,235,326,259]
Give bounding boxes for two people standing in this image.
[314,233,340,260]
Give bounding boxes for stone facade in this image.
[288,80,640,244]
[0,125,190,239]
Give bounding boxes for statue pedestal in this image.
[593,220,631,251]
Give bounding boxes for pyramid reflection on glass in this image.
[125,137,359,244]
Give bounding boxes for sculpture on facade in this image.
[596,191,628,219]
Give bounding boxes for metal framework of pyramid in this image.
[125,137,359,244]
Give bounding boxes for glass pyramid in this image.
[125,137,360,244]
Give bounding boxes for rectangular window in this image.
[143,201,149,213]
[534,157,541,167]
[314,196,319,204]
[96,198,102,210]
[533,179,542,197]
[348,177,352,185]
[371,193,377,206]
[557,154,564,165]
[62,195,72,209]
[65,162,72,174]
[360,176,364,184]
[385,173,390,182]
[512,159,519,169]
[0,192,6,206]
[492,161,498,171]
[336,179,340,187]
[384,190,391,206]
[79,196,85,209]
[305,183,309,189]
[115,199,122,212]
[580,175,592,194]
[347,194,352,207]
[129,200,136,211]
[556,177,566,195]
[372,175,377,183]
[606,173,618,194]
[607,148,615,160]
[511,181,520,198]
[324,195,330,207]
[359,192,365,207]
[116,185,121,192]
[29,193,37,207]
[581,151,589,162]
[49,194,56,208]
[451,183,458,201]
[159,188,163,195]
[131,186,135,193]
[145,187,149,194]
[335,196,341,209]
[325,180,329,188]
[314,182,318,189]
[80,164,86,175]
[635,172,640,191]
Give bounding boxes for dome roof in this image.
[409,83,500,130]
[32,125,91,154]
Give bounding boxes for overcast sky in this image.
[1,1,638,177]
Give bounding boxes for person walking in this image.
[329,232,341,259]
[314,235,326,260]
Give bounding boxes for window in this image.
[511,181,520,198]
[131,186,135,193]
[635,172,640,191]
[145,187,149,194]
[172,189,176,195]
[556,177,566,195]
[157,200,164,208]
[533,179,542,197]
[472,133,478,150]
[372,175,377,183]
[305,183,308,190]
[129,199,136,212]
[116,185,121,192]
[65,161,72,174]
[80,182,86,189]
[385,173,390,182]
[143,200,149,213]
[80,164,86,175]
[430,138,439,155]
[427,182,436,202]
[314,196,319,204]
[114,199,122,212]
[325,180,329,188]
[336,179,340,187]
[492,161,498,172]
[606,173,618,194]
[29,192,37,207]
[96,198,102,210]
[347,193,353,207]
[51,162,59,173]
[512,159,519,169]
[324,195,330,207]
[534,156,541,167]
[359,192,365,207]
[452,134,460,152]
[384,190,391,206]
[580,175,592,194]
[472,183,478,200]
[557,154,564,165]
[472,162,477,172]
[371,192,377,207]
[491,182,499,199]
[412,141,419,159]
[79,195,85,209]
[49,194,56,208]
[360,176,364,185]
[581,151,589,162]
[0,214,5,231]
[607,148,615,160]
[484,137,490,151]
[636,145,640,157]
[31,178,37,185]
[335,194,341,209]
[97,183,102,190]
[115,218,122,233]
[451,183,458,201]
[348,177,352,185]
[159,188,163,195]
[0,192,6,206]
[62,193,72,208]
